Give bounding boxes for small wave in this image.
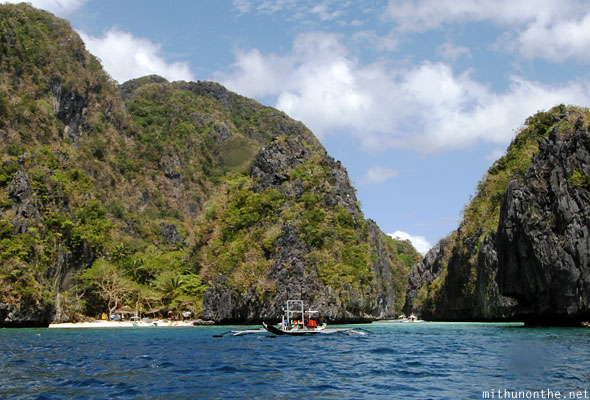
[370,368,395,376]
[111,387,141,397]
[156,361,176,368]
[216,365,238,373]
[370,383,420,392]
[392,369,434,378]
[552,372,583,382]
[369,347,396,354]
[172,368,194,374]
[66,377,105,387]
[404,360,424,367]
[310,384,339,391]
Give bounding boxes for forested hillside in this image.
[0,4,420,326]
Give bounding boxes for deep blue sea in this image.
[1,322,589,399]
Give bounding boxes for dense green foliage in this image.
[386,235,423,311]
[0,4,419,322]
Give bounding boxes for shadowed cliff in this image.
[404,105,590,326]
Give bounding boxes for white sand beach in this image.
[48,320,197,328]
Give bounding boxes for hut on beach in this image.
[114,306,136,320]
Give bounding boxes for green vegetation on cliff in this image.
[0,4,419,325]
[462,104,577,239]
[405,104,590,320]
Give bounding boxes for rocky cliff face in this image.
[404,107,590,325]
[200,125,416,323]
[0,4,419,327]
[0,4,126,326]
[496,117,590,325]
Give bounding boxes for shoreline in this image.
[48,320,202,328]
[47,319,529,329]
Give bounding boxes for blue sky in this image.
[8,0,590,254]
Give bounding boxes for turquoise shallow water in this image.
[1,322,589,399]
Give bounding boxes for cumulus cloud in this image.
[358,167,399,185]
[2,0,86,16]
[389,231,432,255]
[77,28,194,83]
[384,0,569,32]
[515,13,590,62]
[218,32,590,153]
[218,32,373,138]
[390,69,590,151]
[385,0,590,63]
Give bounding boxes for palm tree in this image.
[158,273,184,305]
[125,256,151,284]
[111,242,130,265]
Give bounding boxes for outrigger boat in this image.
[262,300,327,335]
[213,300,368,337]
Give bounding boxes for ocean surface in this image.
[1,322,589,399]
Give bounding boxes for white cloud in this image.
[231,0,353,23]
[77,28,194,83]
[384,0,570,32]
[2,0,86,15]
[255,0,298,14]
[232,0,300,15]
[358,167,399,185]
[214,48,294,98]
[218,32,374,139]
[389,231,432,255]
[515,13,590,62]
[436,41,471,61]
[390,68,590,152]
[218,32,590,153]
[232,0,252,13]
[310,3,342,21]
[385,0,590,63]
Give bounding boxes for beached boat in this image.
[379,313,425,323]
[406,313,424,323]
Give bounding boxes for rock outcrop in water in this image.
[0,4,420,327]
[404,106,590,325]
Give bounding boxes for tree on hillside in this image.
[156,272,184,305]
[79,258,135,319]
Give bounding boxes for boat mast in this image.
[285,300,305,329]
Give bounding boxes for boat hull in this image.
[262,322,326,335]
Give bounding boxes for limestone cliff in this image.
[404,106,590,325]
[196,109,418,323]
[0,4,419,326]
[496,116,590,325]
